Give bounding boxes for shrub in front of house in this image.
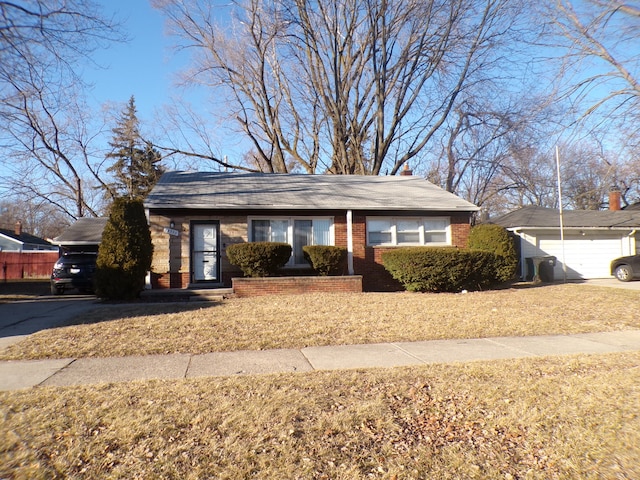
[381,247,497,292]
[95,197,153,300]
[467,224,518,283]
[226,242,292,277]
[302,245,347,276]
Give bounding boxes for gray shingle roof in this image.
[52,217,108,245]
[144,171,479,212]
[488,206,640,229]
[0,228,53,247]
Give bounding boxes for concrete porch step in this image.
[189,288,234,301]
[141,288,234,302]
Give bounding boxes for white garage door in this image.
[537,236,623,279]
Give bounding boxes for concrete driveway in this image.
[580,278,640,291]
[0,297,99,351]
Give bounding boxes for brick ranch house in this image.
[143,171,479,291]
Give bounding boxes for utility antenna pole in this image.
[556,146,567,283]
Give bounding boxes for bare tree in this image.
[544,0,640,125]
[153,0,534,175]
[0,197,71,239]
[492,144,560,212]
[0,0,119,108]
[2,83,108,219]
[0,0,121,219]
[560,142,617,210]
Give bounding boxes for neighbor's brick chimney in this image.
[14,221,22,236]
[400,164,413,176]
[609,187,621,211]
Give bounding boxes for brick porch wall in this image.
[151,272,191,289]
[232,275,362,297]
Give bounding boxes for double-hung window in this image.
[367,216,450,246]
[249,217,333,265]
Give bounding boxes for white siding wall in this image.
[517,230,636,280]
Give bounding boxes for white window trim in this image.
[248,216,335,266]
[366,216,451,246]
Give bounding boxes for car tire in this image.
[614,264,633,282]
[51,284,64,295]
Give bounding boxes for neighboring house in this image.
[0,222,57,251]
[51,217,108,253]
[488,201,640,280]
[143,171,479,291]
[0,222,58,279]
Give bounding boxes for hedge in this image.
[467,224,518,282]
[226,242,292,277]
[381,247,497,293]
[302,245,347,276]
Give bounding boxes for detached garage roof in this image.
[144,171,479,212]
[489,206,640,230]
[52,217,108,246]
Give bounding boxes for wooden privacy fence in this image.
[0,251,59,280]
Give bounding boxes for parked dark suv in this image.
[610,254,640,282]
[50,253,98,295]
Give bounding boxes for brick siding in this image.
[232,275,362,297]
[148,211,471,292]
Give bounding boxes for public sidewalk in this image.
[2,330,640,391]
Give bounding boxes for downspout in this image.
[627,229,637,256]
[145,208,152,289]
[346,210,354,275]
[512,228,525,280]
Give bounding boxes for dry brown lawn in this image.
[1,284,639,478]
[2,284,639,360]
[1,352,638,479]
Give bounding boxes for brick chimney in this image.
[609,187,621,211]
[400,164,413,176]
[14,221,22,236]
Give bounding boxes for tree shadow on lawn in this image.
[0,280,50,301]
[63,301,223,328]
[500,279,588,290]
[0,296,222,342]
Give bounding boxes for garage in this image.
[533,235,624,280]
[487,205,640,281]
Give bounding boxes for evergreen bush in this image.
[381,247,496,292]
[467,224,518,282]
[302,245,347,275]
[95,198,153,300]
[226,242,292,277]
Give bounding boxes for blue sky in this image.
[84,0,178,124]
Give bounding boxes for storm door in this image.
[192,222,220,282]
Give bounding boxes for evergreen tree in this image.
[106,96,164,200]
[95,197,153,300]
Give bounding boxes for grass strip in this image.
[1,352,638,479]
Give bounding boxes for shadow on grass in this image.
[0,279,50,299]
[499,279,589,290]
[0,290,223,341]
[73,301,221,326]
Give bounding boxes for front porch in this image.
[142,275,363,301]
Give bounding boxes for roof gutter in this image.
[505,226,640,231]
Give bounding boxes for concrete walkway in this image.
[2,330,640,391]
